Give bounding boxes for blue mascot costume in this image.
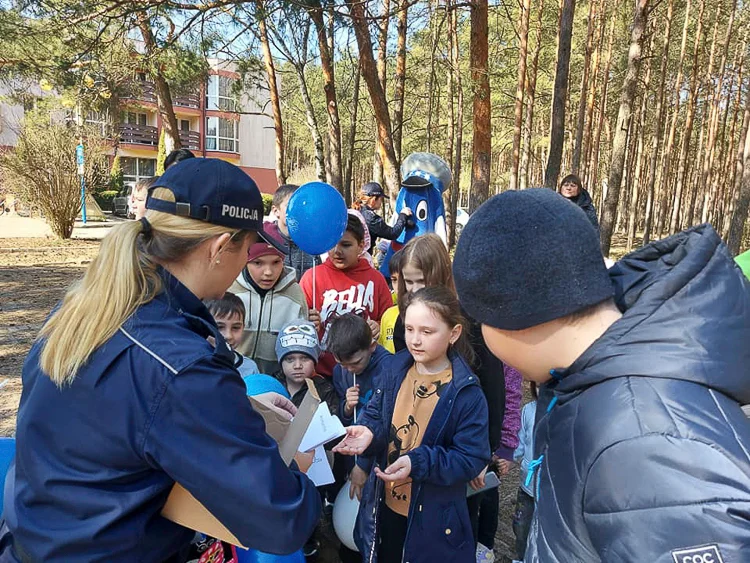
[379,152,452,279]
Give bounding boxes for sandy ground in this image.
[0,216,568,562]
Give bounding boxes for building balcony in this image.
[120,123,158,146]
[173,92,200,108]
[179,129,200,150]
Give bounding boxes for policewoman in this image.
[0,159,321,562]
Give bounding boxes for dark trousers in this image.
[378,504,408,562]
[468,488,500,548]
[512,488,535,560]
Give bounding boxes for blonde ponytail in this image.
[39,188,250,386]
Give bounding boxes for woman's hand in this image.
[308,309,322,332]
[332,425,373,455]
[374,455,411,482]
[401,207,413,216]
[469,466,488,491]
[349,465,368,501]
[253,392,297,421]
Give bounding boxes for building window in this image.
[85,110,107,135]
[180,119,190,132]
[121,157,156,187]
[205,116,239,152]
[206,75,238,112]
[123,112,148,126]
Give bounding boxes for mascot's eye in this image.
[416,200,428,221]
[298,325,316,336]
[283,325,299,334]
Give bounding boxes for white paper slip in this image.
[306,446,335,486]
[299,403,346,453]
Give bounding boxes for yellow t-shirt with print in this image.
[378,305,399,354]
[384,365,453,516]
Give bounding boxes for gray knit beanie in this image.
[453,188,614,330]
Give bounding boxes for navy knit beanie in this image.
[453,188,614,330]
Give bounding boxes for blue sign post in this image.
[76,142,86,224]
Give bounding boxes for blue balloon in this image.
[286,182,347,255]
[236,549,305,563]
[242,374,290,398]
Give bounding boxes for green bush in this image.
[262,193,273,216]
[94,190,119,210]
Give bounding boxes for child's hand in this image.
[333,425,373,455]
[366,319,380,341]
[294,450,314,474]
[344,385,360,416]
[496,459,512,476]
[349,465,368,501]
[308,308,322,331]
[375,455,411,482]
[469,466,488,491]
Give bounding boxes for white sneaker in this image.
[476,542,495,563]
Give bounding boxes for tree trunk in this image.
[509,0,531,190]
[347,0,401,197]
[671,3,712,233]
[600,0,649,256]
[392,0,409,165]
[727,86,750,254]
[587,16,614,198]
[310,4,343,190]
[136,15,181,153]
[448,0,464,246]
[373,0,390,185]
[344,59,361,204]
[581,0,605,183]
[700,0,736,225]
[520,0,544,191]
[469,0,491,211]
[642,0,678,244]
[572,0,597,175]
[255,2,286,185]
[544,0,576,189]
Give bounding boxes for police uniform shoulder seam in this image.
[119,327,179,375]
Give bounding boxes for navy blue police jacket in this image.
[0,270,321,562]
[353,349,489,563]
[524,225,750,562]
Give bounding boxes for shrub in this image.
[94,190,119,210]
[262,193,273,216]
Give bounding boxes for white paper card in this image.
[306,446,335,486]
[299,403,346,453]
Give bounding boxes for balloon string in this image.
[313,266,317,312]
[353,372,357,465]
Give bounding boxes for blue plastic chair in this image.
[0,437,16,515]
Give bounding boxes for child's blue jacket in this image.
[353,349,489,563]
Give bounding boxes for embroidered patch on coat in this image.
[671,544,724,563]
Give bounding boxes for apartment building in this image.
[1,60,278,193]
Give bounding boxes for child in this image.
[300,214,393,377]
[229,234,308,375]
[273,320,337,414]
[391,234,513,555]
[378,249,403,353]
[334,286,489,563]
[508,383,537,563]
[204,292,259,377]
[328,313,393,563]
[128,176,157,220]
[266,184,321,280]
[453,188,750,561]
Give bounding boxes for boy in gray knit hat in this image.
[453,188,750,563]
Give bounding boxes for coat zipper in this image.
[251,293,265,359]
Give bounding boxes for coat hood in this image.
[572,187,594,209]
[556,224,750,405]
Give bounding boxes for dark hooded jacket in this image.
[525,224,750,563]
[567,188,599,231]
